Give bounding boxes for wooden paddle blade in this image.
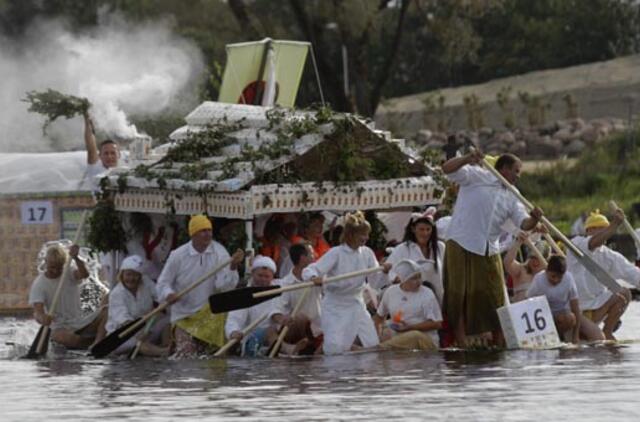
[209,285,281,314]
[89,318,142,358]
[24,325,50,359]
[572,250,622,294]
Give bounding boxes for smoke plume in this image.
[0,12,205,152]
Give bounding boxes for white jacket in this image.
[302,244,380,354]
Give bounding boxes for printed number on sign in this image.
[20,201,53,225]
[28,207,47,222]
[521,308,547,334]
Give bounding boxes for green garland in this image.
[23,89,90,133]
[87,200,127,252]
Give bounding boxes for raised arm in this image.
[84,113,99,165]
[441,150,483,174]
[587,209,623,251]
[503,232,526,279]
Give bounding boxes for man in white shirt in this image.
[84,112,120,190]
[441,151,543,347]
[157,215,244,355]
[567,209,636,340]
[225,256,280,357]
[268,243,323,355]
[29,244,107,349]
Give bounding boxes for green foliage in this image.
[87,200,127,252]
[519,130,640,228]
[22,89,90,132]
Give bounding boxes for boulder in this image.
[565,139,586,156]
[416,129,432,144]
[527,135,561,158]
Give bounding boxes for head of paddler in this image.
[545,255,567,286]
[495,153,522,184]
[251,255,277,287]
[119,255,145,294]
[188,214,213,253]
[341,211,371,250]
[44,244,68,279]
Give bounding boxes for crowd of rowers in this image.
[28,150,640,358]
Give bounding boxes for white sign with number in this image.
[20,201,54,225]
[498,296,561,349]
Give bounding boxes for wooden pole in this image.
[268,288,310,358]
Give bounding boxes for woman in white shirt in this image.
[374,259,442,348]
[304,211,390,355]
[106,255,169,357]
[385,208,445,305]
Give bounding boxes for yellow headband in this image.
[188,214,213,237]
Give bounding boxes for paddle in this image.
[609,200,640,251]
[90,258,232,358]
[213,312,270,357]
[268,288,310,358]
[481,156,622,294]
[209,266,384,314]
[543,232,566,258]
[129,315,157,360]
[25,211,88,359]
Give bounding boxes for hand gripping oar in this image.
[26,211,88,359]
[90,258,232,358]
[213,312,270,357]
[268,288,311,358]
[481,157,622,294]
[609,200,640,251]
[209,266,384,314]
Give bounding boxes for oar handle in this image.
[524,237,548,266]
[130,315,157,360]
[253,266,384,299]
[609,200,640,249]
[543,233,565,258]
[214,312,270,357]
[268,288,310,358]
[481,157,583,259]
[120,258,232,338]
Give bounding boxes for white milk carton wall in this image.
[497,296,561,349]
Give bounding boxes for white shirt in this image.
[568,235,640,310]
[446,165,529,256]
[157,240,239,323]
[271,271,323,336]
[106,277,158,333]
[302,244,379,302]
[527,270,578,314]
[225,298,278,337]
[86,161,108,192]
[385,240,446,305]
[28,264,93,330]
[376,284,442,345]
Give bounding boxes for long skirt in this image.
[443,240,505,335]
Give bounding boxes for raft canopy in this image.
[103,102,443,218]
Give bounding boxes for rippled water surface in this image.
[2,304,640,421]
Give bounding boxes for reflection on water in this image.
[2,304,640,421]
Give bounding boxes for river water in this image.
[2,304,640,421]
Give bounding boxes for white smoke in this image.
[0,12,205,152]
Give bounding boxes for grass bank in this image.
[518,130,640,234]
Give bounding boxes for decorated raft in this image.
[92,101,445,261]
